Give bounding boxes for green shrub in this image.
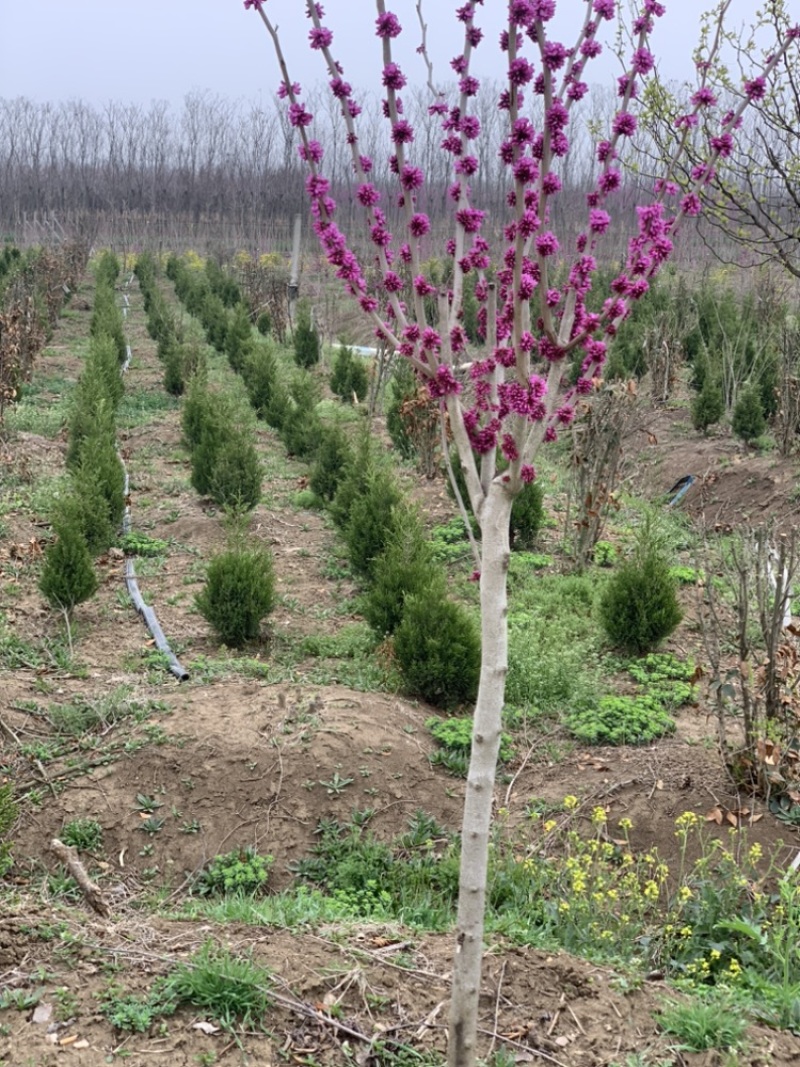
[209,434,263,512]
[330,345,368,403]
[330,431,376,530]
[162,337,186,397]
[593,540,617,567]
[80,427,125,530]
[163,941,272,1032]
[201,292,228,352]
[732,386,766,443]
[256,311,271,336]
[39,512,98,613]
[386,359,418,460]
[566,694,676,745]
[195,544,275,647]
[280,374,322,458]
[242,345,287,427]
[363,512,445,636]
[225,303,254,373]
[344,475,404,579]
[599,518,682,655]
[57,471,115,557]
[181,371,212,449]
[196,847,273,896]
[65,374,117,471]
[394,590,480,708]
[190,401,241,498]
[86,332,124,409]
[692,378,724,434]
[293,310,320,369]
[309,425,353,503]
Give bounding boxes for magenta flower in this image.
[409,213,431,237]
[520,465,537,484]
[308,26,333,49]
[681,192,702,216]
[581,39,602,58]
[356,183,380,207]
[456,207,485,234]
[543,42,569,71]
[612,112,637,136]
[460,76,480,97]
[382,63,407,90]
[277,81,301,99]
[743,76,766,101]
[243,0,263,9]
[375,11,401,37]
[536,232,559,257]
[599,169,621,193]
[298,140,323,164]
[589,208,611,234]
[593,0,615,18]
[392,120,414,144]
[691,86,717,107]
[509,58,534,86]
[710,131,734,157]
[288,103,313,128]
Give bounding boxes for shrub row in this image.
[40,253,126,613]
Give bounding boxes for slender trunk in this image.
[448,482,513,1067]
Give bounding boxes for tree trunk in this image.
[447,481,513,1067]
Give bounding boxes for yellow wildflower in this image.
[563,795,579,811]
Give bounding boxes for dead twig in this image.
[50,838,110,917]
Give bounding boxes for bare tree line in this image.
[0,85,670,259]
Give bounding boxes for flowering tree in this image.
[241,2,798,1064]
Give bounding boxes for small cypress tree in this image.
[62,468,115,556]
[309,425,354,503]
[280,374,322,457]
[732,386,766,444]
[40,512,98,613]
[182,370,212,449]
[210,434,263,512]
[330,345,368,403]
[345,475,405,579]
[86,332,124,409]
[692,378,724,435]
[242,345,286,426]
[363,512,445,636]
[293,303,321,368]
[225,303,255,373]
[195,543,275,647]
[394,590,480,708]
[599,517,682,655]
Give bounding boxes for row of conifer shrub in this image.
[40,252,126,614]
[163,253,480,706]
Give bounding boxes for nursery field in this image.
[3,256,800,1067]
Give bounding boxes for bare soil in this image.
[2,271,800,1066]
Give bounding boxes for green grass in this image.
[117,388,180,428]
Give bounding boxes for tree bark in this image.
[447,482,513,1067]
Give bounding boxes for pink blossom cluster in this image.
[244,0,797,486]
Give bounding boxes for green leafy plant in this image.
[119,532,169,557]
[565,694,676,745]
[363,511,445,636]
[60,817,103,853]
[593,540,617,567]
[732,386,766,444]
[692,377,724,434]
[162,940,272,1031]
[196,847,273,896]
[655,995,747,1051]
[208,433,263,512]
[293,306,321,369]
[0,784,18,875]
[426,716,513,777]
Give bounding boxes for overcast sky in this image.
[0,0,779,108]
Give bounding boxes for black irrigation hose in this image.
[118,276,189,682]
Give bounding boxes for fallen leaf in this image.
[725,811,739,827]
[555,1036,570,1048]
[706,806,723,825]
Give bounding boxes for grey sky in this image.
[0,0,781,107]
